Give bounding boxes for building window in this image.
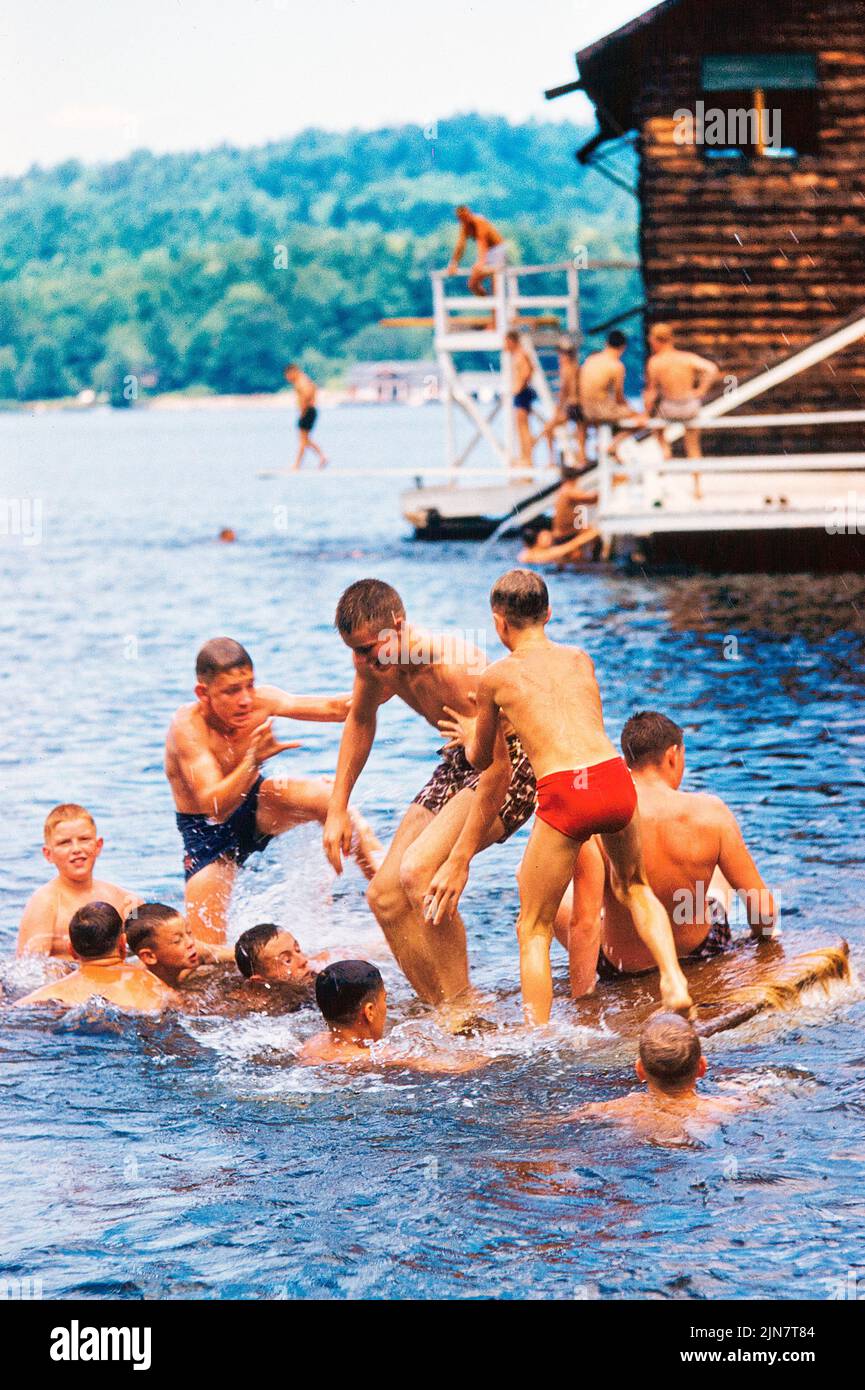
[698,54,818,160]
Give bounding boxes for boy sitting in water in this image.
[569,1013,744,1143]
[125,903,233,989]
[17,804,141,959]
[299,960,488,1072]
[14,902,181,1014]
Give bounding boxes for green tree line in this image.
[0,115,640,405]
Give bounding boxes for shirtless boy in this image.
[17,804,140,958]
[580,331,644,426]
[165,637,380,943]
[125,903,232,988]
[234,921,382,989]
[567,1013,744,1143]
[323,579,533,1005]
[644,324,718,482]
[563,711,777,995]
[447,205,507,297]
[504,330,536,472]
[440,569,692,1024]
[15,902,181,1014]
[536,340,585,467]
[299,960,488,1073]
[284,363,328,471]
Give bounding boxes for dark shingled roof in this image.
[575,1,686,150]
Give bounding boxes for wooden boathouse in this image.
[555,0,865,456]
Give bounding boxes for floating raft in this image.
[572,937,851,1039]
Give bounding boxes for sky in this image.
[0,0,655,175]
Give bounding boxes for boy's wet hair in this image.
[315,960,383,1025]
[490,568,549,627]
[639,1013,702,1087]
[620,711,684,769]
[335,579,405,637]
[69,902,123,959]
[234,923,280,979]
[125,903,182,956]
[44,803,96,842]
[195,637,253,682]
[607,329,627,349]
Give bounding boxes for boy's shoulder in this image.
[480,653,519,684]
[14,976,75,1007]
[24,880,57,909]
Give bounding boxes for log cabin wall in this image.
[632,0,865,453]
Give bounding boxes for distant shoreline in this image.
[1,387,421,415]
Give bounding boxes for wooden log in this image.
[696,941,850,1038]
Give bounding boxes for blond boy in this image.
[17,804,140,958]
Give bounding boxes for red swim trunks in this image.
[535,756,637,843]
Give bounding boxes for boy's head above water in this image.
[234,924,313,987]
[68,901,123,960]
[637,1013,706,1095]
[194,637,255,732]
[42,803,101,882]
[490,570,550,646]
[315,960,387,1041]
[334,578,406,672]
[126,904,198,975]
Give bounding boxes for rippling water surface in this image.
[1,404,864,1299]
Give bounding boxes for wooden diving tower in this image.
[400,259,636,540]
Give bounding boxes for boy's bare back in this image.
[481,639,616,778]
[15,963,181,1014]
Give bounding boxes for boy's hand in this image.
[195,941,234,964]
[120,893,141,924]
[249,720,300,765]
[323,808,353,875]
[437,700,476,751]
[424,854,469,925]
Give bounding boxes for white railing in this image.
[593,409,865,534]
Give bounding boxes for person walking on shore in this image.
[285,363,329,470]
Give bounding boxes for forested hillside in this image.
[0,115,640,403]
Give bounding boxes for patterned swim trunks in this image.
[412,734,536,842]
[596,896,732,980]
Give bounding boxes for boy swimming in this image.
[125,903,233,988]
[439,569,692,1024]
[299,960,488,1072]
[14,902,181,1014]
[568,1013,744,1143]
[165,636,381,943]
[16,803,141,958]
[234,923,317,991]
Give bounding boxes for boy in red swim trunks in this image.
[446,569,693,1024]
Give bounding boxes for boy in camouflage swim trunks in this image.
[323,579,536,1006]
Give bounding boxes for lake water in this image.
[1,403,864,1300]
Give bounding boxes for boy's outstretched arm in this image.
[258,685,352,722]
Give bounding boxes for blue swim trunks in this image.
[513,386,537,411]
[176,777,273,880]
